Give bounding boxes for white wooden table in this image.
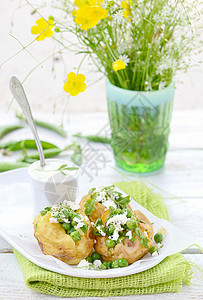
[0,110,203,299]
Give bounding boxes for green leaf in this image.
[84,198,96,215]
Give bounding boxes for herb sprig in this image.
[36,163,79,175]
[85,185,131,216]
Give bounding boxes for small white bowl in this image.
[28,159,79,213]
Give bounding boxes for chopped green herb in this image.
[84,198,96,215]
[149,245,159,255]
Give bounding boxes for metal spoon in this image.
[9,76,45,167]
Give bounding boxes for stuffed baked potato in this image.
[33,185,158,269]
[80,185,132,223]
[33,201,94,265]
[93,207,154,264]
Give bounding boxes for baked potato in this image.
[80,194,106,223]
[94,208,154,264]
[79,185,132,223]
[33,201,94,265]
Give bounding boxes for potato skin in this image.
[33,210,94,265]
[94,210,154,264]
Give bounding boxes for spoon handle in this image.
[9,76,45,167]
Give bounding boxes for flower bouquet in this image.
[13,0,203,172]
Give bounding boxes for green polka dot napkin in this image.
[13,181,193,297]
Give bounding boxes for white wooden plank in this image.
[98,149,203,198]
[0,110,203,150]
[0,254,202,300]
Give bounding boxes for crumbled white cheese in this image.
[96,193,106,203]
[62,200,80,211]
[99,191,106,198]
[93,260,102,269]
[110,229,119,241]
[70,204,81,211]
[102,199,117,209]
[49,217,59,223]
[106,212,128,231]
[152,251,158,256]
[61,217,70,223]
[126,231,133,240]
[63,200,72,207]
[91,222,95,226]
[73,216,83,223]
[75,222,85,230]
[96,226,106,236]
[77,259,90,268]
[72,217,84,231]
[52,205,58,211]
[51,212,58,217]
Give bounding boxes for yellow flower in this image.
[73,2,108,30]
[31,18,54,41]
[63,72,87,96]
[112,59,126,72]
[121,0,132,22]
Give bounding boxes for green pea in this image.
[118,258,128,267]
[67,227,75,234]
[111,260,119,268]
[126,218,137,230]
[71,220,78,227]
[91,252,101,262]
[70,230,81,242]
[107,224,115,235]
[61,223,71,232]
[86,255,93,263]
[81,223,88,233]
[149,245,159,255]
[102,261,111,269]
[105,239,116,248]
[68,211,78,220]
[154,233,163,243]
[100,263,107,270]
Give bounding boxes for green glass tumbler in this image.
[106,80,175,174]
